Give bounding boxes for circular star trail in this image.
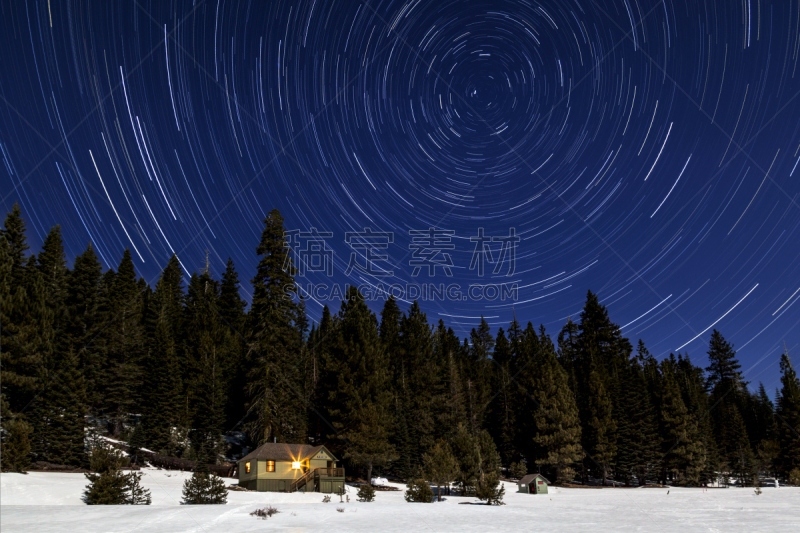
[1,0,799,388]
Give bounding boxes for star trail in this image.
[1,0,799,391]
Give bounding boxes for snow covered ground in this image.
[2,469,799,532]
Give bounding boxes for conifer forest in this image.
[2,203,799,488]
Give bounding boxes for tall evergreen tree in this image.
[433,320,467,441]
[531,334,583,483]
[575,291,628,482]
[185,269,230,462]
[776,351,800,479]
[37,225,69,320]
[141,255,185,453]
[101,249,144,436]
[451,424,501,495]
[66,244,104,412]
[0,203,30,286]
[465,317,494,433]
[487,327,517,464]
[659,360,706,485]
[585,369,616,484]
[705,331,751,481]
[1,208,46,415]
[615,341,660,485]
[30,348,87,467]
[247,210,306,444]
[217,258,248,428]
[327,287,396,484]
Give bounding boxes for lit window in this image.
[292,461,302,470]
[245,462,251,474]
[266,461,275,472]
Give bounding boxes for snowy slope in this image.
[2,469,799,532]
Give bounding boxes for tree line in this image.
[2,203,799,487]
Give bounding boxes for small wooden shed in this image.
[518,473,549,494]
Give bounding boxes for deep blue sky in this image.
[1,0,799,393]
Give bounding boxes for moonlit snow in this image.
[2,470,799,532]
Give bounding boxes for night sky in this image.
[1,1,799,392]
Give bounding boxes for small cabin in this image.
[518,473,549,494]
[237,443,345,493]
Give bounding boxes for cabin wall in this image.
[255,460,306,480]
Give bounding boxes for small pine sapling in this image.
[126,471,152,505]
[84,443,151,505]
[182,461,228,504]
[357,483,376,502]
[476,472,506,505]
[404,479,434,503]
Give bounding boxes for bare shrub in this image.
[250,505,280,519]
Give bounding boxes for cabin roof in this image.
[519,474,550,485]
[238,443,333,463]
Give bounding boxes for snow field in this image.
[2,469,799,532]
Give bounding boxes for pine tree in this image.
[218,258,247,428]
[475,471,505,505]
[574,291,629,482]
[102,249,144,436]
[706,330,745,393]
[185,269,229,462]
[84,467,130,505]
[379,296,406,475]
[557,318,580,394]
[465,318,494,434]
[745,383,778,474]
[66,244,104,411]
[423,440,459,501]
[531,339,583,483]
[37,225,68,321]
[182,459,228,504]
[451,424,501,495]
[396,301,439,476]
[659,360,705,485]
[1,252,49,416]
[720,403,754,484]
[307,305,337,444]
[487,327,517,464]
[0,203,30,286]
[705,331,751,481]
[776,351,800,479]
[30,348,87,466]
[218,257,247,330]
[1,210,46,470]
[125,471,152,505]
[585,369,616,484]
[141,255,184,453]
[615,341,660,485]
[433,320,467,440]
[84,443,151,505]
[327,287,396,484]
[247,209,306,444]
[0,396,32,472]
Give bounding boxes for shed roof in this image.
[519,474,550,485]
[238,443,334,463]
